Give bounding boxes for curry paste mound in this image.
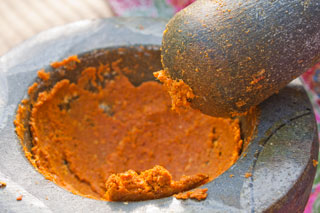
[105,165,208,201]
[15,56,243,201]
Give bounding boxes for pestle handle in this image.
[162,0,320,117]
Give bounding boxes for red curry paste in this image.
[174,188,208,201]
[15,55,243,201]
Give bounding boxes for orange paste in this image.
[15,56,243,201]
[154,69,194,112]
[37,69,50,81]
[16,195,23,201]
[105,165,208,201]
[174,188,208,201]
[313,160,318,167]
[244,173,252,178]
[0,181,6,188]
[50,55,80,70]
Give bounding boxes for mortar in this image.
[0,18,318,213]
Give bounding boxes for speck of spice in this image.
[245,173,252,178]
[313,160,318,167]
[16,195,23,201]
[0,181,7,188]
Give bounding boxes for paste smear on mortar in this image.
[15,55,243,201]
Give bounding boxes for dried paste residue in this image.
[174,188,208,201]
[154,69,195,112]
[0,181,6,188]
[50,55,80,70]
[15,55,243,201]
[105,165,208,201]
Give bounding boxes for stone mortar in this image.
[0,17,318,213]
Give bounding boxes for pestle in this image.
[161,0,320,117]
